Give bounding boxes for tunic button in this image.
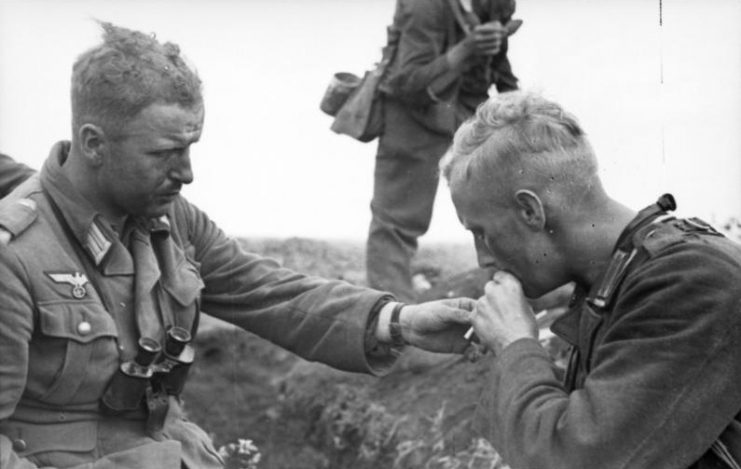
[12,438,27,452]
[77,321,92,335]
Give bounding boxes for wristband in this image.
[389,302,406,347]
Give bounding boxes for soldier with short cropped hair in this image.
[443,90,741,469]
[0,22,476,468]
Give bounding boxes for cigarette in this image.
[464,309,549,342]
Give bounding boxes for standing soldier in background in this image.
[366,0,520,302]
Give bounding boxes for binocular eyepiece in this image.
[164,326,191,357]
[100,327,195,415]
[135,337,162,368]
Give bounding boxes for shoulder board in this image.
[590,215,679,309]
[0,198,38,244]
[633,216,685,257]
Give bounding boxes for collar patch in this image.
[85,222,112,265]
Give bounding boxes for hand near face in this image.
[400,298,476,354]
[472,271,538,354]
[471,21,506,56]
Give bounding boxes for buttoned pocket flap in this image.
[37,301,118,344]
[1,420,97,455]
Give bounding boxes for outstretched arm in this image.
[375,298,476,353]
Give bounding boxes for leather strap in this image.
[389,302,406,347]
[712,440,741,469]
[447,0,477,34]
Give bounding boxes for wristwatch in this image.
[389,302,407,347]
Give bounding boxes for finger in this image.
[475,36,499,46]
[475,296,491,317]
[439,296,476,312]
[492,270,520,287]
[456,296,477,312]
[484,280,501,299]
[449,301,475,324]
[476,44,500,54]
[476,22,501,33]
[423,299,471,324]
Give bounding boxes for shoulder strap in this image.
[587,194,677,310]
[588,194,741,469]
[712,440,741,469]
[447,0,477,34]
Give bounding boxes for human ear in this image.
[77,124,107,166]
[514,189,546,230]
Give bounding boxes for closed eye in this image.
[150,148,184,158]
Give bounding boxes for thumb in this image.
[437,297,476,323]
[455,296,477,312]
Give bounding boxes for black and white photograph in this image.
[0,0,739,468]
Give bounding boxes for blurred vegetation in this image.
[184,237,516,468]
[187,218,741,468]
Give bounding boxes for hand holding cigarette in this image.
[464,271,539,354]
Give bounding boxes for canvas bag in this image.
[328,30,399,143]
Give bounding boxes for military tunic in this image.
[478,200,741,468]
[0,153,34,198]
[0,142,392,468]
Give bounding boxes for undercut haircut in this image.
[71,21,203,138]
[441,91,600,205]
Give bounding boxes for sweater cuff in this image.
[496,337,551,373]
[364,296,403,375]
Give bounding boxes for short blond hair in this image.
[441,91,600,205]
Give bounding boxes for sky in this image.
[0,0,739,243]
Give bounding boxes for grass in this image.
[184,237,505,469]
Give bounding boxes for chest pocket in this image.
[30,300,119,406]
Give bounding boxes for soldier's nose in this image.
[474,237,497,268]
[170,151,194,185]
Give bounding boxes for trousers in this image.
[366,97,453,302]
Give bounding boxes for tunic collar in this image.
[40,141,171,273]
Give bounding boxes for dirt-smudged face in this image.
[98,102,204,219]
[449,170,562,299]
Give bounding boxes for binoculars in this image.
[100,326,195,414]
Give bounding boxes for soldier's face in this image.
[450,173,562,299]
[100,103,204,219]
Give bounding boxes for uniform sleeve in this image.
[175,199,394,375]
[0,154,35,198]
[0,247,45,468]
[479,242,741,469]
[386,0,466,105]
